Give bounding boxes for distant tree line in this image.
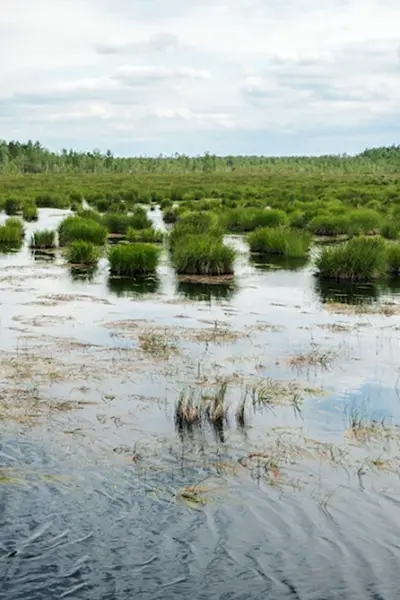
[1,139,400,174]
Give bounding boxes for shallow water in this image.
[1,209,400,598]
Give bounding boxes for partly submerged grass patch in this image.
[248,227,311,258]
[315,236,388,281]
[0,218,24,247]
[138,329,178,360]
[66,240,100,266]
[58,216,108,245]
[387,244,400,276]
[23,203,38,222]
[224,207,288,232]
[108,243,160,276]
[30,229,56,249]
[126,227,163,244]
[171,234,235,276]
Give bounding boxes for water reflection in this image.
[313,276,380,304]
[107,275,160,297]
[69,265,98,282]
[250,254,308,272]
[177,280,237,302]
[31,249,57,263]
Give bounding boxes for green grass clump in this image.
[23,203,39,222]
[58,216,108,245]
[102,213,131,234]
[380,220,399,240]
[387,244,400,275]
[170,211,222,248]
[66,241,100,266]
[0,225,23,246]
[171,235,235,275]
[316,236,387,281]
[224,207,287,232]
[248,227,312,258]
[35,194,69,208]
[30,230,56,249]
[5,218,24,238]
[5,197,22,215]
[126,227,163,243]
[347,209,382,236]
[309,214,350,236]
[108,243,160,276]
[129,206,152,229]
[76,208,103,223]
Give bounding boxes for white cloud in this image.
[1,0,400,154]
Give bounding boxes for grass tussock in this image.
[126,227,163,244]
[172,234,235,276]
[66,240,100,266]
[58,216,108,245]
[23,203,38,222]
[224,207,288,232]
[387,244,400,276]
[316,236,388,281]
[0,218,25,246]
[108,243,160,276]
[248,227,312,257]
[30,229,56,249]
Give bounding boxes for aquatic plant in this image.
[102,213,132,234]
[126,227,163,244]
[347,209,382,236]
[248,227,311,257]
[224,207,288,232]
[23,203,38,222]
[108,243,160,276]
[308,214,351,236]
[0,225,23,246]
[169,211,222,248]
[380,219,400,240]
[163,208,179,224]
[4,217,24,238]
[171,234,235,276]
[58,216,108,245]
[387,244,400,276]
[4,197,22,215]
[66,240,100,266]
[315,236,388,281]
[129,206,153,230]
[30,229,56,249]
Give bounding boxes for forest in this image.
[1,139,400,174]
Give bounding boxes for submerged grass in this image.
[315,236,388,281]
[248,227,311,257]
[172,234,235,276]
[66,240,100,266]
[30,229,56,249]
[108,243,160,276]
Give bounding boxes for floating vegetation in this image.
[315,236,388,281]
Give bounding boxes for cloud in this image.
[1,0,400,154]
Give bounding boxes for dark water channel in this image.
[1,209,400,599]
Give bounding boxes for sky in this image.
[1,0,400,156]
